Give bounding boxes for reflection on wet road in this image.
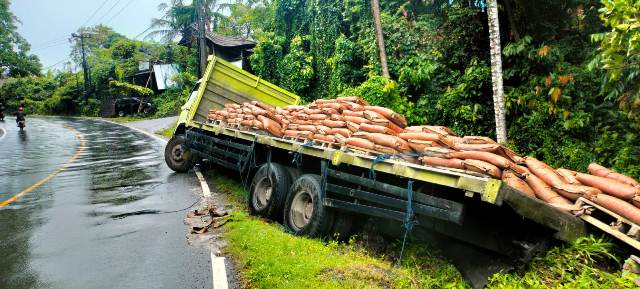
[0,118,210,289]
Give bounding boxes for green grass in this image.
[207,172,638,289]
[209,173,467,289]
[155,119,177,139]
[109,116,148,123]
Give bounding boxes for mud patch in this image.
[184,196,230,253]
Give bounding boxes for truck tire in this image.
[164,135,194,173]
[284,174,334,237]
[249,163,291,220]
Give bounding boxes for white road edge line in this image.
[195,167,229,289]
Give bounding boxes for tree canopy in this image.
[0,0,41,77]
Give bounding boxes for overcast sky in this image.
[11,0,170,71]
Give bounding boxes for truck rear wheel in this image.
[249,163,291,220]
[284,174,334,237]
[164,135,194,173]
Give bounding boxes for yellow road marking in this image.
[0,125,87,208]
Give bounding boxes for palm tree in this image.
[487,0,507,143]
[370,0,389,78]
[146,0,196,42]
[145,0,233,42]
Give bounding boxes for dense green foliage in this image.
[1,24,198,117]
[243,0,640,178]
[0,0,41,77]
[488,236,636,288]
[590,0,640,122]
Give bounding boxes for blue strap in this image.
[397,180,415,266]
[292,140,315,168]
[369,153,392,181]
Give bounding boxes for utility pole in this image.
[71,33,91,102]
[196,0,208,77]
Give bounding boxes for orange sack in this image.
[364,106,408,128]
[343,115,368,124]
[338,101,363,112]
[329,128,352,138]
[313,134,336,143]
[525,174,573,207]
[524,157,566,187]
[420,156,465,170]
[337,96,369,106]
[374,145,400,155]
[502,170,536,198]
[461,136,497,144]
[423,126,457,136]
[408,140,443,152]
[363,133,411,153]
[593,194,640,225]
[342,110,365,117]
[552,183,600,201]
[309,114,328,121]
[322,119,346,128]
[398,132,442,142]
[463,159,502,179]
[450,150,515,169]
[556,168,582,185]
[359,123,395,135]
[258,115,283,137]
[588,163,640,188]
[452,143,501,152]
[346,137,375,150]
[574,172,640,200]
[284,130,313,139]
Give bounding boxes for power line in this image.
[94,0,123,25]
[44,57,72,71]
[105,0,135,25]
[31,39,69,52]
[81,0,112,27]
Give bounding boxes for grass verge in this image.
[207,171,637,289]
[108,116,148,123]
[155,119,177,139]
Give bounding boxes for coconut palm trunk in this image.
[487,0,507,143]
[370,0,389,78]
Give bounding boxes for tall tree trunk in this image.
[487,0,507,143]
[370,0,390,78]
[503,0,520,41]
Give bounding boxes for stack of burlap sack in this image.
[207,97,640,222]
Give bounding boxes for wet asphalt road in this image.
[0,117,211,289]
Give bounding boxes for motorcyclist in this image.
[0,102,5,121]
[15,104,26,127]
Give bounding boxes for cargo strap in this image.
[369,153,392,181]
[398,180,416,266]
[292,141,315,168]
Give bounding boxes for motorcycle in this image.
[17,119,25,131]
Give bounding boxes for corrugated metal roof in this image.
[181,24,255,48]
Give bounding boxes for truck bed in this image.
[187,119,586,242]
